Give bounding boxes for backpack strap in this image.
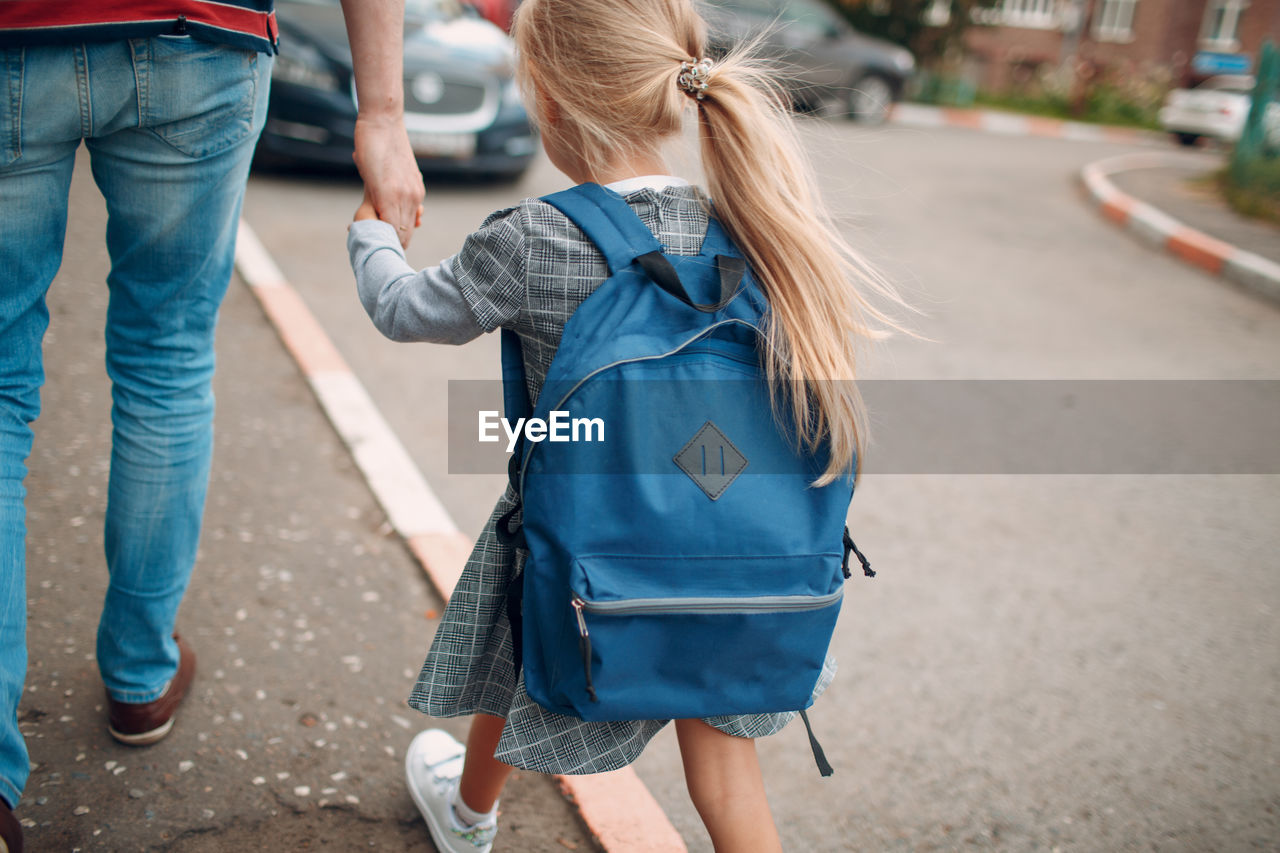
[541,183,664,274]
[500,328,530,425]
[699,215,738,259]
[799,710,835,777]
[497,328,529,674]
[496,328,529,550]
[543,183,743,313]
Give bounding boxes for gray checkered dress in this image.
[406,185,835,775]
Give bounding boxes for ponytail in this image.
[694,49,908,483]
[513,0,910,484]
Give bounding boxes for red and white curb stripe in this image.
[891,102,1164,145]
[1080,152,1280,304]
[233,220,688,853]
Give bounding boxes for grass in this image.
[971,86,1161,130]
[1219,158,1280,225]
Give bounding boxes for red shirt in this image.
[468,0,514,32]
[0,0,277,54]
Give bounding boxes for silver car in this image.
[257,0,537,180]
[1158,75,1280,148]
[699,0,916,123]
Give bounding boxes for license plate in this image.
[408,131,477,158]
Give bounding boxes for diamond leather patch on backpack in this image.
[674,421,748,500]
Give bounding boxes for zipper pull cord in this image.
[799,710,834,777]
[572,597,599,702]
[578,635,598,703]
[842,527,874,578]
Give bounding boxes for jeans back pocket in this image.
[140,36,265,159]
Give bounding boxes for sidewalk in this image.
[16,154,598,851]
[1108,160,1280,267]
[1080,150,1280,303]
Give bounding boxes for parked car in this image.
[256,0,537,181]
[698,0,915,123]
[1158,75,1279,148]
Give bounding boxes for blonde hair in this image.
[512,0,908,484]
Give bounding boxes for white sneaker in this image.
[405,728,498,853]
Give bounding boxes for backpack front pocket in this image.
[532,553,844,721]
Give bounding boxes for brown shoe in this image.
[107,634,196,746]
[0,796,23,853]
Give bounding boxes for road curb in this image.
[891,102,1166,145]
[232,221,688,853]
[1079,152,1280,305]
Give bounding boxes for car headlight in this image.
[893,50,916,73]
[272,46,341,92]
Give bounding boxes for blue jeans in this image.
[0,37,270,806]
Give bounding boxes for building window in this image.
[1200,0,1248,50]
[923,0,952,26]
[974,0,1061,30]
[1094,0,1137,41]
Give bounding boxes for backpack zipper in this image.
[572,588,843,616]
[570,595,598,702]
[568,587,843,704]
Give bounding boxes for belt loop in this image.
[127,39,146,129]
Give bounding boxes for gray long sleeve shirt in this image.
[347,218,484,345]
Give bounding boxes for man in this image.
[0,1,422,848]
[0,6,277,852]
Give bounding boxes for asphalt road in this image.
[240,119,1280,851]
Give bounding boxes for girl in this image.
[348,1,902,849]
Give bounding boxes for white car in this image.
[1158,75,1279,147]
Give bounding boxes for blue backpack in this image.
[497,183,873,775]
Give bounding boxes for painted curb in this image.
[233,220,689,853]
[557,771,686,852]
[1079,152,1280,305]
[891,102,1165,145]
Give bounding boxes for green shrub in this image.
[970,84,1160,129]
[1219,160,1280,224]
[1082,82,1161,129]
[916,57,1168,130]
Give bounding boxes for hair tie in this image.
[677,58,714,101]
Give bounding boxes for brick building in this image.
[929,0,1280,91]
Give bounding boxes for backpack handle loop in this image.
[635,252,744,314]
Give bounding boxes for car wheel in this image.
[1174,132,1201,147]
[847,74,895,125]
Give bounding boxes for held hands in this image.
[354,187,423,230]
[352,113,426,247]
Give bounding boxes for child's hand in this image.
[354,188,379,222]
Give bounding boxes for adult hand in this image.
[339,0,423,247]
[353,114,425,248]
